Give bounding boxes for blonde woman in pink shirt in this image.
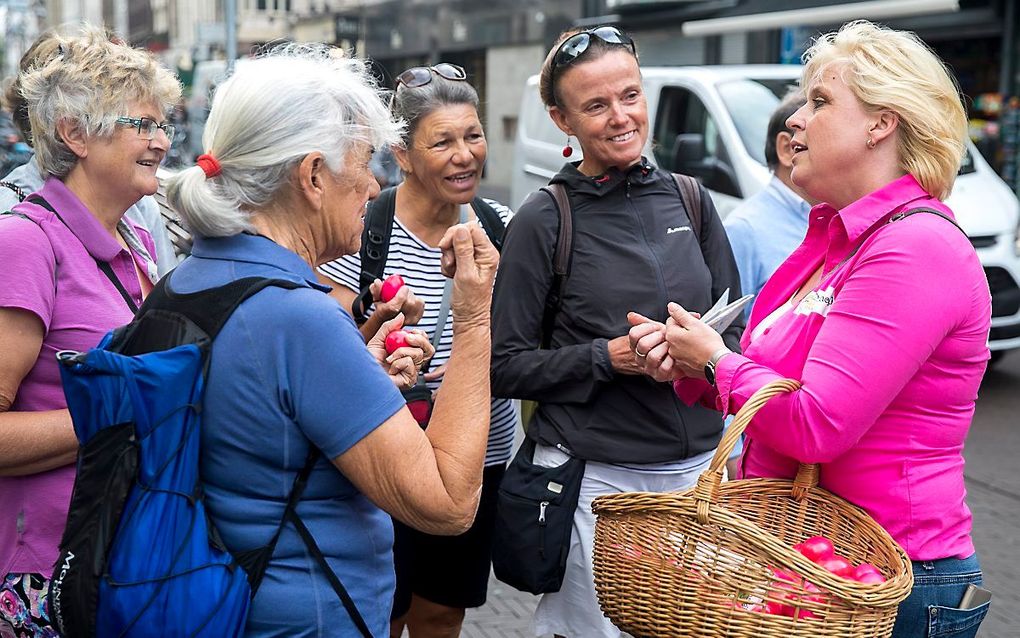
[629,21,990,638]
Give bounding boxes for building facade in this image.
[19,0,1020,192]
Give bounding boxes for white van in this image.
[511,64,1020,358]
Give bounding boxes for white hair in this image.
[166,44,403,238]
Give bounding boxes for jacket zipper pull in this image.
[538,501,548,525]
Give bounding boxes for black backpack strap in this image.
[889,206,966,233]
[234,448,373,637]
[0,181,27,202]
[26,194,140,314]
[140,274,303,340]
[671,173,702,241]
[352,186,398,324]
[834,206,968,272]
[284,478,374,638]
[470,196,506,252]
[537,184,574,349]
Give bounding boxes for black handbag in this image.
[491,435,586,594]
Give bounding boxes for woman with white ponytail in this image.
[164,45,499,637]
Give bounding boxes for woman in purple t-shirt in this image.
[0,26,180,635]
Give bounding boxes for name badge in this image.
[794,286,835,317]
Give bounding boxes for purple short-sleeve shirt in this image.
[0,177,157,575]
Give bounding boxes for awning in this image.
[681,0,960,36]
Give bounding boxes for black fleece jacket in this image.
[490,159,743,463]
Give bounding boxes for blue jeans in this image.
[892,553,989,638]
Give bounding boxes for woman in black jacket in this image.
[490,26,742,637]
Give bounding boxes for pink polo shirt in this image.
[677,174,990,561]
[0,177,156,576]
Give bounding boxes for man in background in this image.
[725,91,815,320]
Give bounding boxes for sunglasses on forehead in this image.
[395,63,467,89]
[552,26,635,70]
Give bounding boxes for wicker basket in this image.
[591,379,914,638]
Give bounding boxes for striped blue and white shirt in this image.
[318,198,516,466]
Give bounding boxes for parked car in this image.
[511,64,1020,359]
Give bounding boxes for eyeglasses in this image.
[115,116,176,143]
[395,63,467,89]
[551,27,636,97]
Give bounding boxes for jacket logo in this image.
[667,226,691,235]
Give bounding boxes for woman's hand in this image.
[626,312,680,382]
[366,314,435,390]
[662,302,726,381]
[367,278,426,326]
[438,223,499,328]
[607,335,651,376]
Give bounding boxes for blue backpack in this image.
[50,275,373,637]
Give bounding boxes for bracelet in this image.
[708,347,733,367]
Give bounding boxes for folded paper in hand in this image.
[699,288,753,334]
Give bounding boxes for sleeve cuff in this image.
[713,352,745,415]
[592,338,614,381]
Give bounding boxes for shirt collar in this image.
[23,177,126,263]
[831,174,934,245]
[804,174,939,273]
[550,157,658,197]
[190,233,332,291]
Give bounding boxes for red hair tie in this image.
[196,153,222,179]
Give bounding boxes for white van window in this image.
[654,86,741,198]
[716,78,798,165]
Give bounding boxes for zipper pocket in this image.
[538,501,549,558]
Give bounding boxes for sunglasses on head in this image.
[552,26,635,70]
[396,63,467,89]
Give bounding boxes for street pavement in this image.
[460,350,1020,638]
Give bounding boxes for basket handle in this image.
[693,378,814,524]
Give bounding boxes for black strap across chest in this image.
[351,186,506,324]
[834,206,967,272]
[1,195,142,314]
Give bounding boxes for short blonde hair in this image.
[17,24,182,178]
[802,20,967,201]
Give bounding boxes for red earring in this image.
[562,136,573,158]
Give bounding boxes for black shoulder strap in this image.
[835,206,968,271]
[537,184,573,349]
[236,449,373,638]
[352,186,398,324]
[470,196,506,252]
[0,181,27,202]
[143,274,303,340]
[890,207,965,232]
[671,173,702,241]
[27,194,140,314]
